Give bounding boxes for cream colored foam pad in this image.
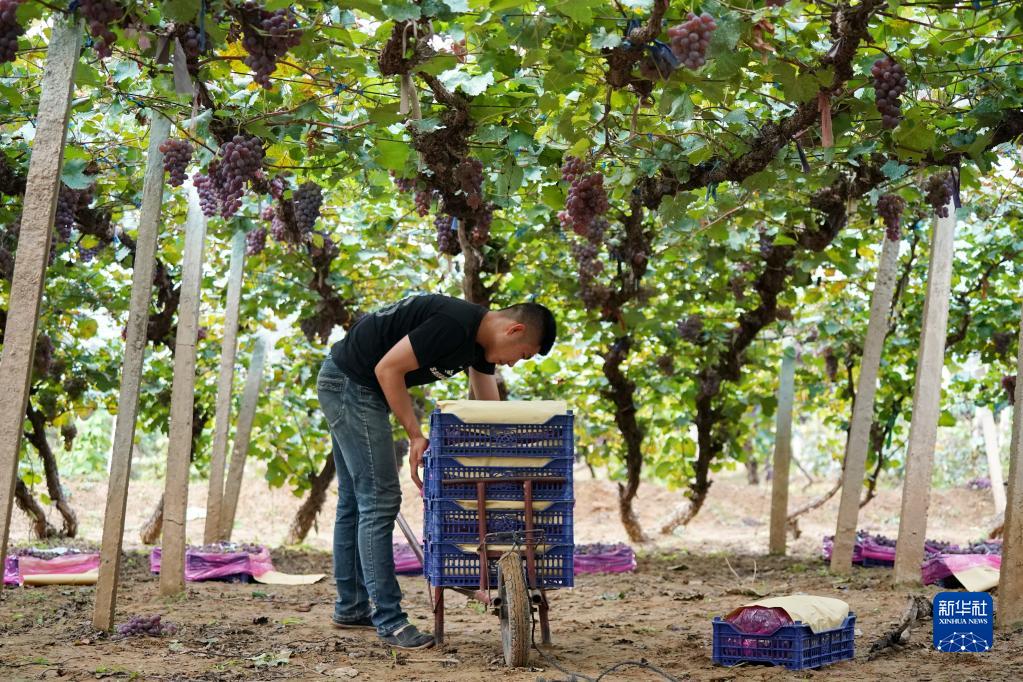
[454,456,553,468]
[739,595,850,634]
[454,500,554,511]
[455,544,552,554]
[252,571,326,585]
[22,570,99,586]
[436,400,568,423]
[952,565,1000,592]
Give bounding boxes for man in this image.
[317,294,556,649]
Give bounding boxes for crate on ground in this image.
[424,541,573,589]
[860,555,894,568]
[425,498,574,545]
[712,614,855,670]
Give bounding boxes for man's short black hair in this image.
[499,303,557,355]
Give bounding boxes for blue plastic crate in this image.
[425,498,574,545]
[424,464,573,501]
[712,614,856,670]
[424,541,574,589]
[424,410,574,500]
[860,556,894,568]
[428,411,574,457]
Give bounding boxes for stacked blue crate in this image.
[423,409,575,589]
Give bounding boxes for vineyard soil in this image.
[1,469,1020,680]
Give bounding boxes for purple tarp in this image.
[921,553,1002,586]
[150,545,274,582]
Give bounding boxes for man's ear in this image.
[507,322,526,337]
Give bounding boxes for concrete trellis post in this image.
[0,17,81,572]
[203,230,247,543]
[997,301,1023,627]
[219,335,268,541]
[830,234,900,574]
[893,197,957,585]
[92,113,171,629]
[159,181,209,596]
[977,407,1006,515]
[769,340,797,555]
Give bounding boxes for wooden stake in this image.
[997,300,1023,628]
[978,406,1006,515]
[0,17,80,572]
[159,180,208,596]
[769,340,796,555]
[831,234,900,574]
[92,113,170,630]
[893,198,957,585]
[203,230,247,543]
[219,335,268,541]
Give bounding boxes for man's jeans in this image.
[317,356,407,636]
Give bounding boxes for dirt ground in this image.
[2,467,1020,681]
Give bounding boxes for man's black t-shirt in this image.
[330,294,495,396]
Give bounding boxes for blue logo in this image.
[933,592,993,653]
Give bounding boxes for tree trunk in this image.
[603,336,649,543]
[139,494,164,545]
[25,406,76,536]
[745,444,759,485]
[284,456,336,545]
[14,478,57,539]
[787,476,842,539]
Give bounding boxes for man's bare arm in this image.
[469,368,501,401]
[375,336,422,437]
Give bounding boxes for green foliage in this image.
[1,0,1022,519]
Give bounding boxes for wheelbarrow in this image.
[397,475,565,667]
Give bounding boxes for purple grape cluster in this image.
[414,190,434,217]
[0,0,25,63]
[676,315,703,342]
[1003,374,1017,405]
[560,157,609,238]
[876,193,906,241]
[668,13,717,70]
[78,244,100,262]
[269,174,286,199]
[0,246,12,280]
[238,2,303,88]
[470,209,492,246]
[115,614,178,637]
[159,139,193,187]
[435,214,460,256]
[455,158,484,209]
[193,171,219,218]
[823,346,838,382]
[217,135,265,218]
[923,172,954,217]
[391,172,415,193]
[992,331,1014,357]
[871,57,908,129]
[54,189,77,241]
[191,137,265,219]
[293,181,323,232]
[194,542,264,554]
[570,240,610,309]
[78,0,124,59]
[561,156,587,183]
[245,227,267,256]
[656,354,675,376]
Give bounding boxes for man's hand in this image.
[409,435,429,490]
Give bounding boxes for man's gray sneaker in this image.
[381,623,435,649]
[332,615,375,630]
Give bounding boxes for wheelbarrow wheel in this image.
[497,551,530,667]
